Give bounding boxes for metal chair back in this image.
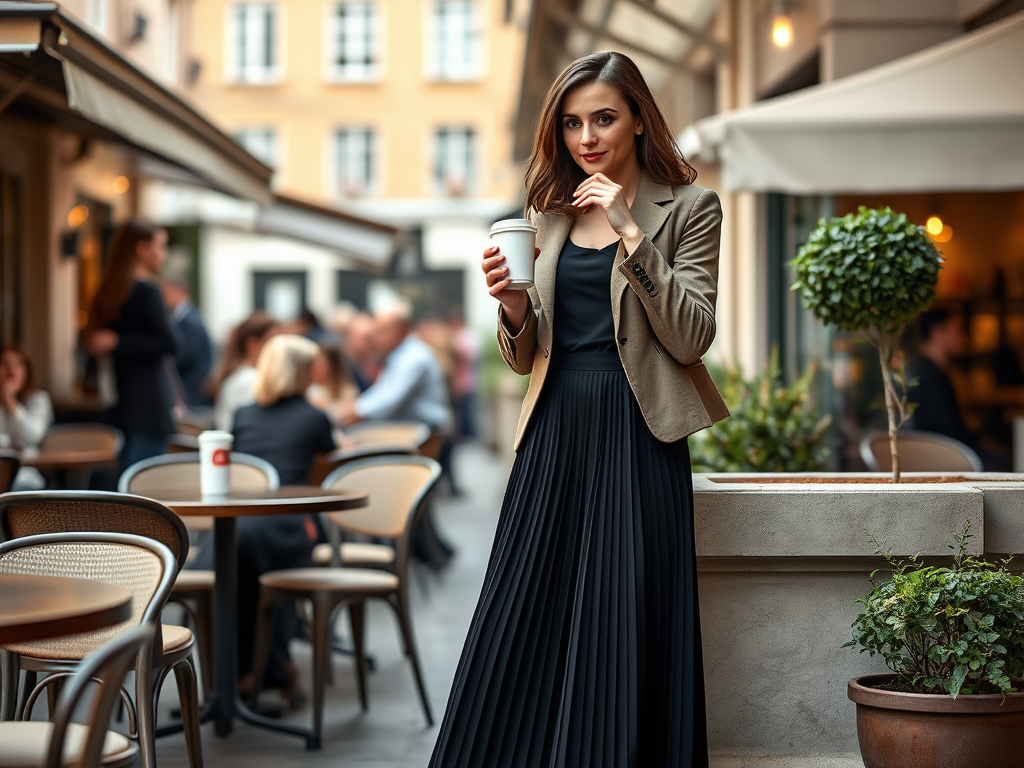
[345,421,431,453]
[42,625,152,768]
[0,450,20,494]
[0,491,189,573]
[321,456,441,578]
[0,532,176,662]
[860,429,984,473]
[39,425,124,456]
[118,451,280,495]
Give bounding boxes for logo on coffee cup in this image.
[212,449,230,466]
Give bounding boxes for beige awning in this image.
[0,2,272,204]
[680,10,1024,194]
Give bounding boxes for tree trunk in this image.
[877,339,901,483]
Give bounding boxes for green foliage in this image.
[846,524,1024,698]
[791,206,942,334]
[691,350,831,473]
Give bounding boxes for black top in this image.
[907,356,976,448]
[107,280,178,436]
[172,303,214,407]
[232,395,335,485]
[552,239,619,358]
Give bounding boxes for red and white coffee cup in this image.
[198,430,233,498]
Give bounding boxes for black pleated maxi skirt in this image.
[428,350,708,768]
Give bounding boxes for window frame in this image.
[325,0,384,83]
[225,2,285,85]
[433,125,476,196]
[333,126,378,198]
[425,0,484,83]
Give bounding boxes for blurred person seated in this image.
[0,346,53,490]
[328,301,359,342]
[340,302,453,435]
[232,334,337,702]
[343,312,381,392]
[307,341,359,441]
[211,312,278,432]
[282,306,329,342]
[907,308,1010,471]
[162,277,214,409]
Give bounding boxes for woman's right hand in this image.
[483,245,540,333]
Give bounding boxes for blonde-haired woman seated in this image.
[231,334,336,700]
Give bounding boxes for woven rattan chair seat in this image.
[172,570,214,590]
[311,542,395,567]
[260,567,398,593]
[162,624,193,653]
[0,721,136,767]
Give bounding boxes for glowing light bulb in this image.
[67,205,89,228]
[926,216,944,236]
[113,175,130,194]
[772,15,794,48]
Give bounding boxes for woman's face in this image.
[136,229,169,274]
[0,351,27,395]
[310,352,330,386]
[561,81,642,181]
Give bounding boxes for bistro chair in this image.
[859,429,984,473]
[0,531,192,768]
[0,625,152,768]
[307,420,432,485]
[251,456,441,748]
[0,494,203,768]
[0,450,20,494]
[118,451,280,694]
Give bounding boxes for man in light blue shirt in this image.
[342,305,453,434]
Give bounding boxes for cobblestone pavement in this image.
[155,443,508,767]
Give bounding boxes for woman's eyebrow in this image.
[562,107,620,118]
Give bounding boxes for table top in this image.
[142,485,369,518]
[0,573,132,644]
[19,449,119,471]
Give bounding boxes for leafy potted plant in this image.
[845,524,1024,768]
[791,206,942,482]
[690,350,831,473]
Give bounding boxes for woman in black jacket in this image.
[86,219,177,470]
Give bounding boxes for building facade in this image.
[183,0,529,333]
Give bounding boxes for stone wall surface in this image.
[694,473,1024,767]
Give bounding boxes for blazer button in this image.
[619,337,627,344]
[543,347,549,358]
[632,263,644,275]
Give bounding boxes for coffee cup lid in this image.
[490,219,537,237]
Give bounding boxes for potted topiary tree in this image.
[845,524,1024,768]
[790,206,942,482]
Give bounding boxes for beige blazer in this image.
[497,175,730,450]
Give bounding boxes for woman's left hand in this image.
[572,173,641,241]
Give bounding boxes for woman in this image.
[429,52,728,768]
[231,334,336,697]
[306,340,359,431]
[86,220,178,470]
[0,346,54,490]
[211,311,278,432]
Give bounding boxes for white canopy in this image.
[680,11,1024,194]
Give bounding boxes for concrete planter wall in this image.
[694,473,1024,768]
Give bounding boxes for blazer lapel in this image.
[611,174,674,312]
[535,211,571,326]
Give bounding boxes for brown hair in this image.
[316,340,354,400]
[0,346,36,402]
[525,51,697,217]
[210,311,278,398]
[90,219,164,328]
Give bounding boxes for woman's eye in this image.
[597,115,613,125]
[564,119,580,129]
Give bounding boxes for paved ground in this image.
[155,444,508,768]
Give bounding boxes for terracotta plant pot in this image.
[848,673,1024,768]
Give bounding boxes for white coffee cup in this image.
[198,430,233,499]
[490,219,538,290]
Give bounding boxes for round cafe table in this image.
[0,573,132,644]
[142,486,368,747]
